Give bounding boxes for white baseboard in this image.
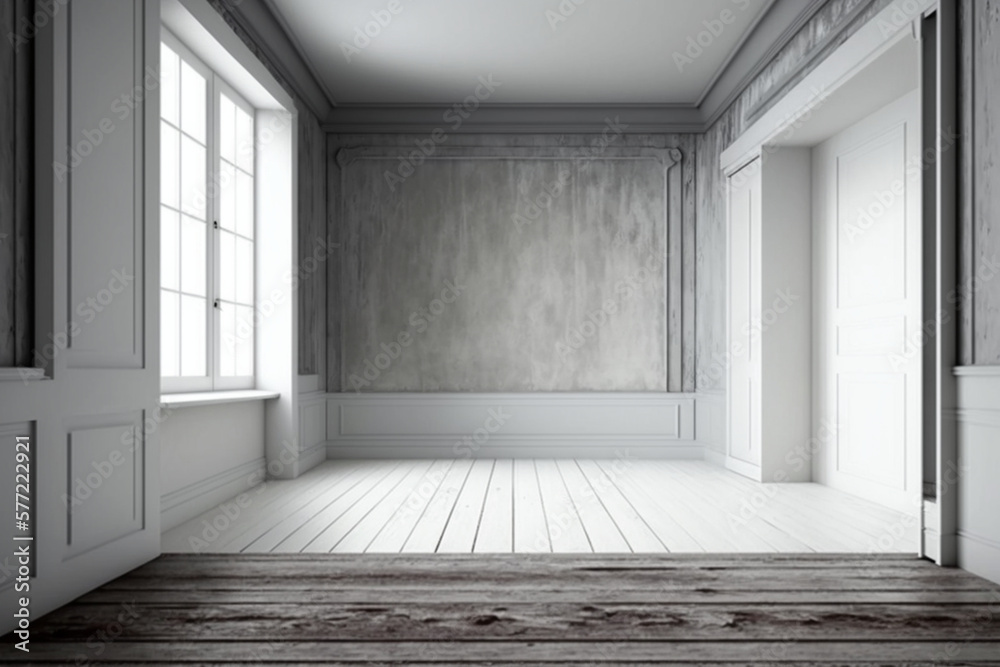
[953,368,1000,585]
[297,391,328,475]
[957,531,1000,586]
[695,390,726,459]
[703,448,728,467]
[160,457,266,532]
[326,392,698,459]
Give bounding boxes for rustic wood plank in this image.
[13,553,1000,665]
[10,640,1000,663]
[28,601,1000,642]
[76,586,1000,606]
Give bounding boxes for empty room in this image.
[1,0,1000,663]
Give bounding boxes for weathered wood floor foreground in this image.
[3,554,1000,664]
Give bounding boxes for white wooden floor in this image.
[163,460,920,554]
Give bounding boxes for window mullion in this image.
[209,74,221,389]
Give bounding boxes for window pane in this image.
[160,43,179,126]
[236,237,253,304]
[180,135,206,218]
[181,215,206,296]
[161,290,179,377]
[220,94,236,164]
[220,230,236,303]
[236,171,253,238]
[219,161,236,231]
[235,305,254,376]
[236,107,253,173]
[161,123,179,210]
[161,207,179,291]
[220,303,236,377]
[180,60,206,143]
[180,294,206,376]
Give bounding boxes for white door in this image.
[812,90,922,513]
[728,159,761,470]
[0,0,160,634]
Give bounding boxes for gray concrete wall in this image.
[297,108,327,379]
[960,0,1000,365]
[327,133,697,392]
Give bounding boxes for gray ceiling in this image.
[267,0,772,106]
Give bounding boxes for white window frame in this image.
[212,74,257,391]
[161,28,255,393]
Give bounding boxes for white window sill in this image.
[160,390,280,409]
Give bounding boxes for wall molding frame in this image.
[330,141,694,393]
[325,393,699,459]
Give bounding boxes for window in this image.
[160,32,255,392]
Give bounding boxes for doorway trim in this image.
[719,0,957,564]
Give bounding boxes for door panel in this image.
[813,90,921,513]
[0,0,160,634]
[728,160,761,468]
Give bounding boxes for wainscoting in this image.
[326,393,698,459]
[955,366,1000,584]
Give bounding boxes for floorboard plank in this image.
[513,459,550,552]
[366,459,454,553]
[557,459,631,553]
[437,458,494,553]
[535,459,592,552]
[403,458,474,553]
[474,458,514,553]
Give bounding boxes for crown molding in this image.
[323,104,704,134]
[220,0,333,119]
[699,0,829,130]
